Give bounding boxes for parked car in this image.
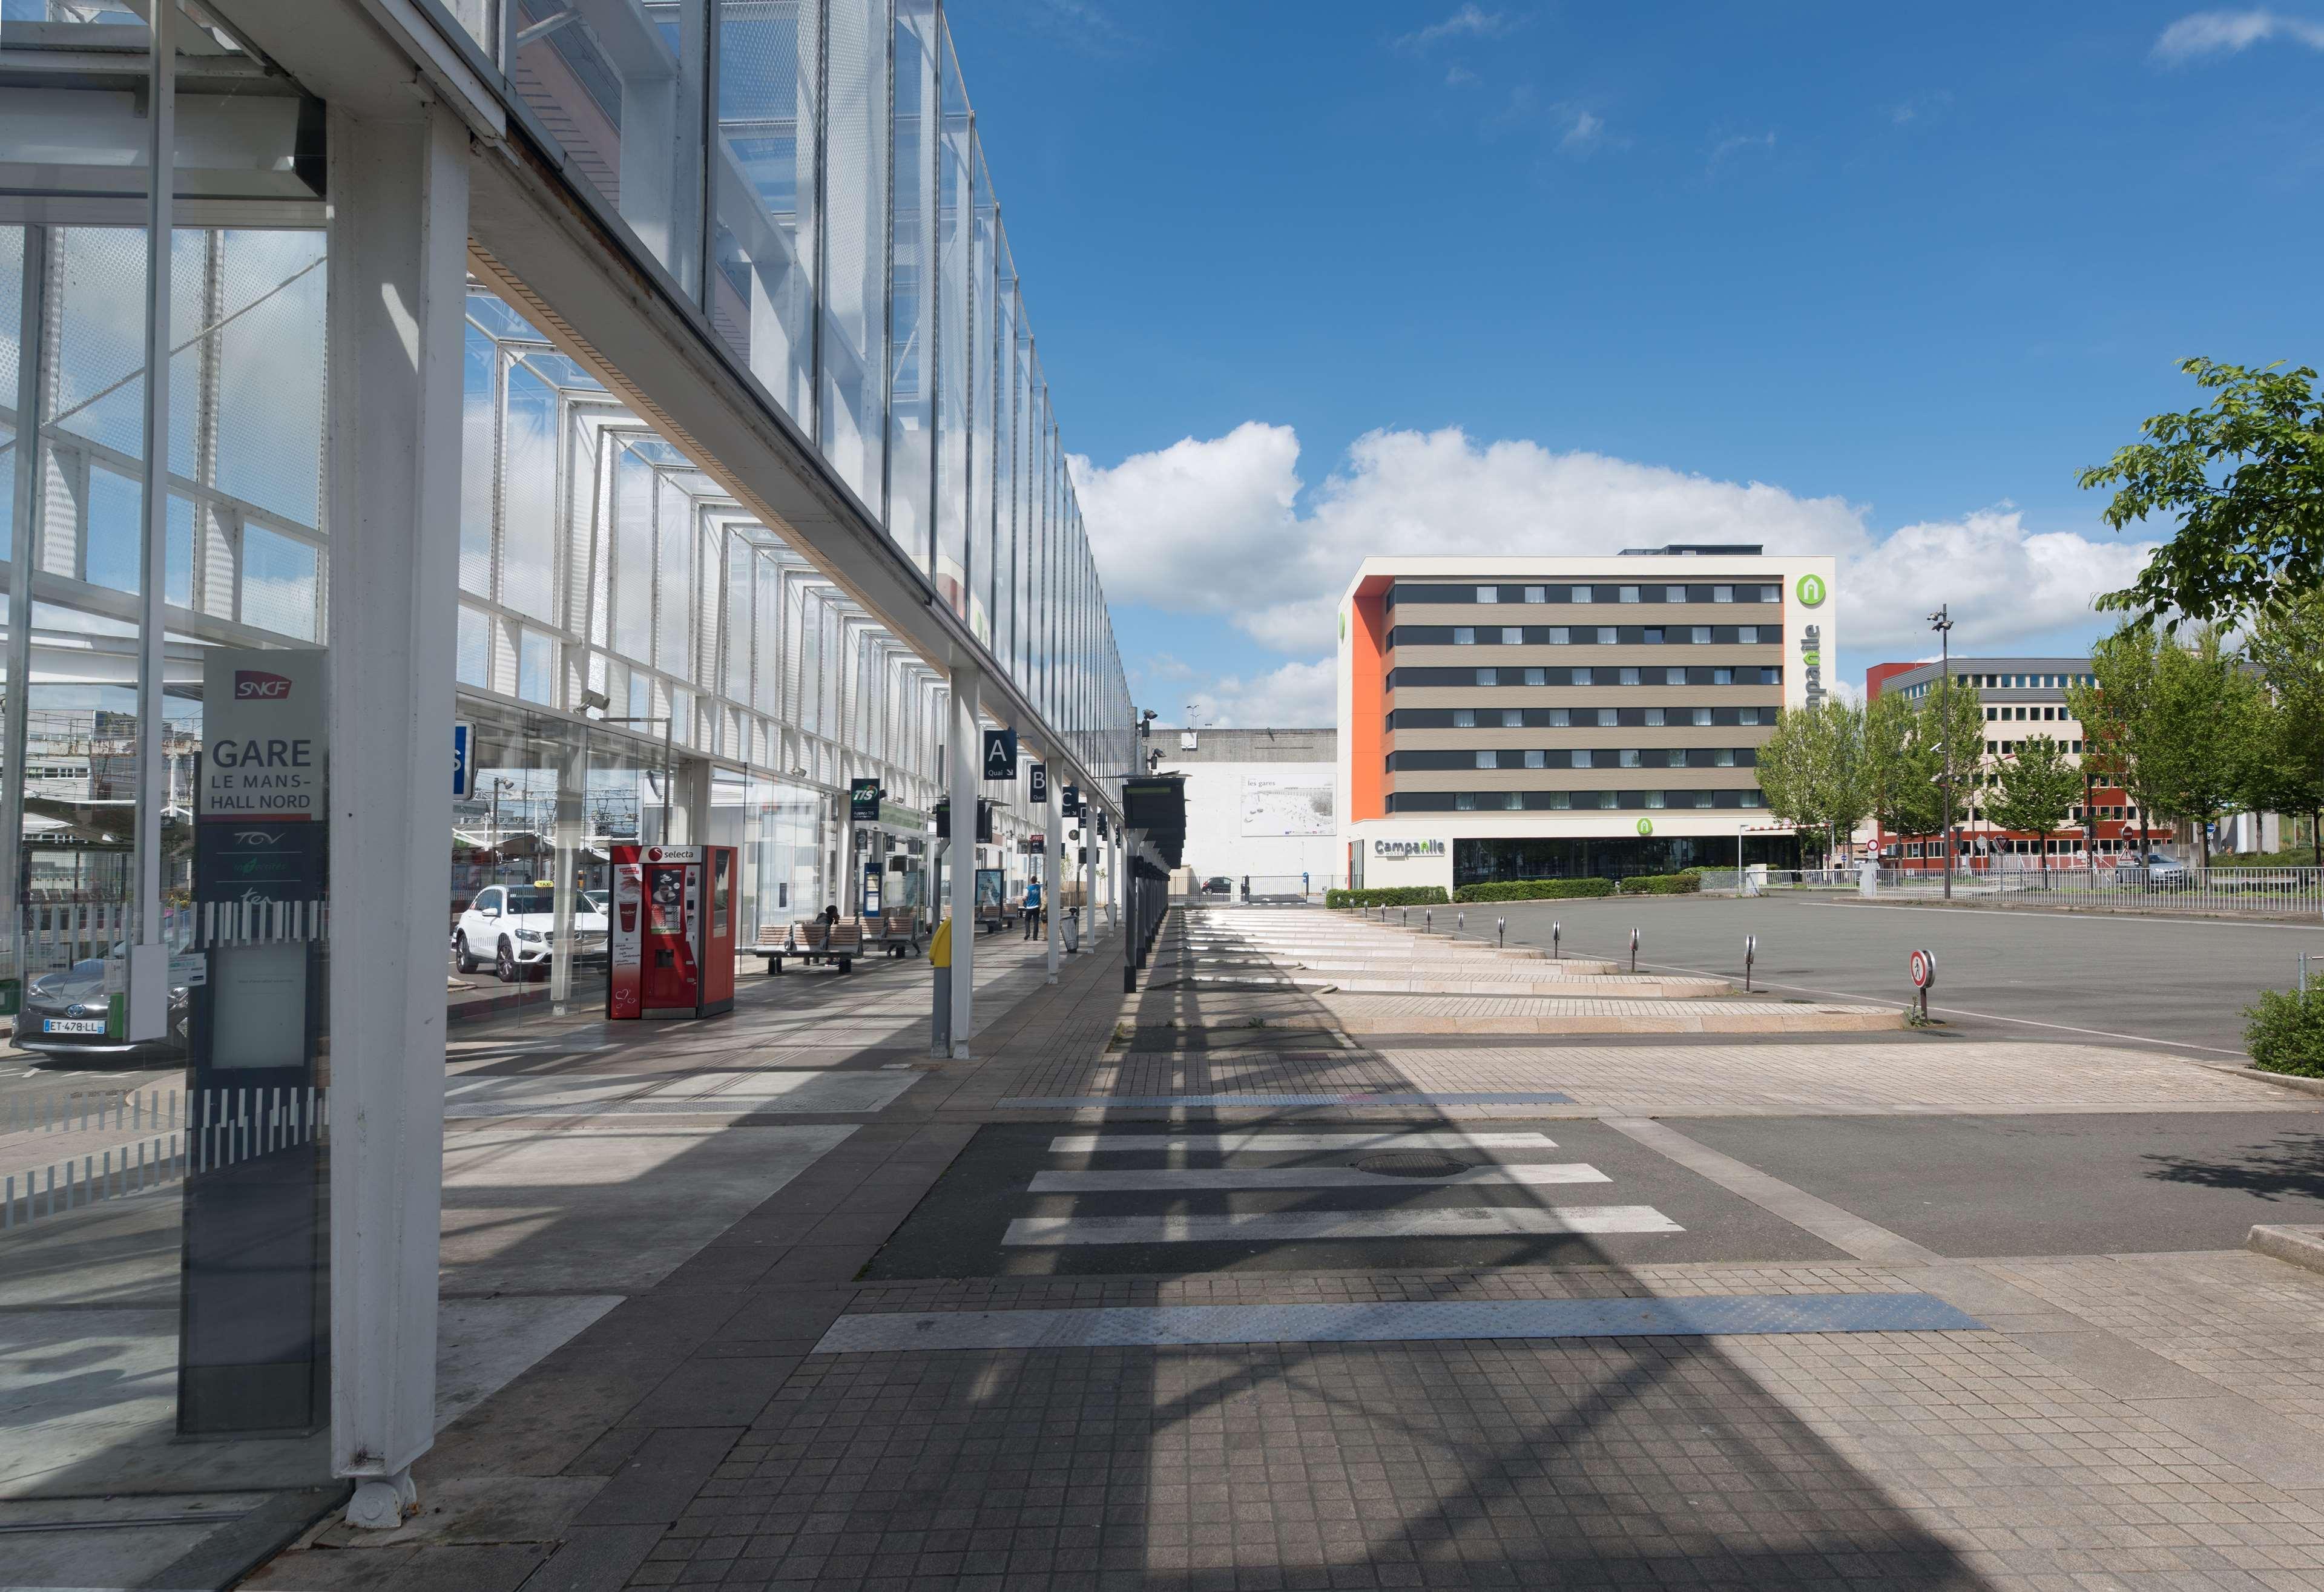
[1202,876,1233,896]
[452,885,610,982]
[17,950,191,1063]
[2112,852,2188,889]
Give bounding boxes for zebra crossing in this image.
[821,1123,1993,1351]
[1000,1127,1686,1252]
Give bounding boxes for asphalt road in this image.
[1483,893,2324,1056]
[1676,1111,2324,1256]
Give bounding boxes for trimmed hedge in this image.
[1325,886,1449,909]
[1617,870,1703,896]
[1452,878,1615,903]
[2247,985,2324,1076]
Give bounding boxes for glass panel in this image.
[887,0,936,571]
[501,362,558,620]
[613,440,655,661]
[655,475,693,676]
[932,17,970,622]
[510,0,705,292]
[213,232,328,527]
[819,0,888,508]
[990,249,1016,667]
[460,320,498,597]
[711,0,819,421]
[241,522,318,640]
[967,142,997,645]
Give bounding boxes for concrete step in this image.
[1311,996,1901,1034]
[1156,971,1734,999]
[1175,938,1564,964]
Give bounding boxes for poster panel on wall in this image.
[1240,776,1333,837]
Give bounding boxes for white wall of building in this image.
[1155,757,1341,886]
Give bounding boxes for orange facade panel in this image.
[1348,590,1388,821]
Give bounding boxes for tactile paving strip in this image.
[812,1292,1987,1352]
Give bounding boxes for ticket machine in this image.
[608,844,737,1020]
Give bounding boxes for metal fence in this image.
[1,1082,329,1231]
[1710,864,2324,918]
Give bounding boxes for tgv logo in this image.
[230,832,283,847]
[234,671,293,700]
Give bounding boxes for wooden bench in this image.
[863,910,923,957]
[759,920,863,975]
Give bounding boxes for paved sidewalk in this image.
[237,906,2324,1592]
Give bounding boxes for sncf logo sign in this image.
[234,671,294,700]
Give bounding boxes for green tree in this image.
[2240,590,2324,865]
[1986,734,2082,880]
[1755,701,1870,864]
[1866,680,1980,858]
[2142,628,2260,854]
[2069,624,2168,855]
[2080,358,2324,627]
[1865,691,1940,846]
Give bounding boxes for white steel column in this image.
[126,1,177,1039]
[947,662,979,1055]
[325,100,469,1521]
[1044,769,1061,984]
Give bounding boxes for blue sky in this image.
[952,2,2324,723]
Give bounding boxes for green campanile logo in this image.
[1635,817,1654,836]
[1796,573,1827,607]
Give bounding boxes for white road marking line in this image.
[1613,954,2253,1057]
[1002,1206,1682,1245]
[1029,1164,1611,1192]
[1047,1131,1557,1153]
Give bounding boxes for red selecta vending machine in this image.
[608,844,738,1020]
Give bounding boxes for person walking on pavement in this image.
[1022,877,1043,939]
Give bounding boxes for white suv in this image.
[454,885,610,982]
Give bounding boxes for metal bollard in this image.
[1630,927,1640,975]
[1744,933,1757,993]
[1552,921,1561,959]
[1457,911,1464,932]
[1424,909,1432,933]
[1497,917,1505,948]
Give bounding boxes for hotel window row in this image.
[1389,666,1785,688]
[1386,582,1784,606]
[1391,706,1776,729]
[1387,789,1771,813]
[1391,748,1762,771]
[1392,625,1779,647]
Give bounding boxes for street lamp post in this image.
[1929,605,1955,901]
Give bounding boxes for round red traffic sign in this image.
[1909,949,1935,990]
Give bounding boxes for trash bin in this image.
[1061,912,1081,955]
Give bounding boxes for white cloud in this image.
[1397,3,1506,50]
[1444,64,1478,87]
[1708,130,1778,171]
[1180,660,1338,729]
[1558,110,1605,156]
[2154,8,2324,61]
[1075,424,2160,713]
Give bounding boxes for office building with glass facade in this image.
[0,0,1133,1528]
[1337,551,1835,891]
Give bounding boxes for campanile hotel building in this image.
[1337,549,1838,892]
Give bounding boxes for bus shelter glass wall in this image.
[1,192,337,1494]
[432,0,1137,781]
